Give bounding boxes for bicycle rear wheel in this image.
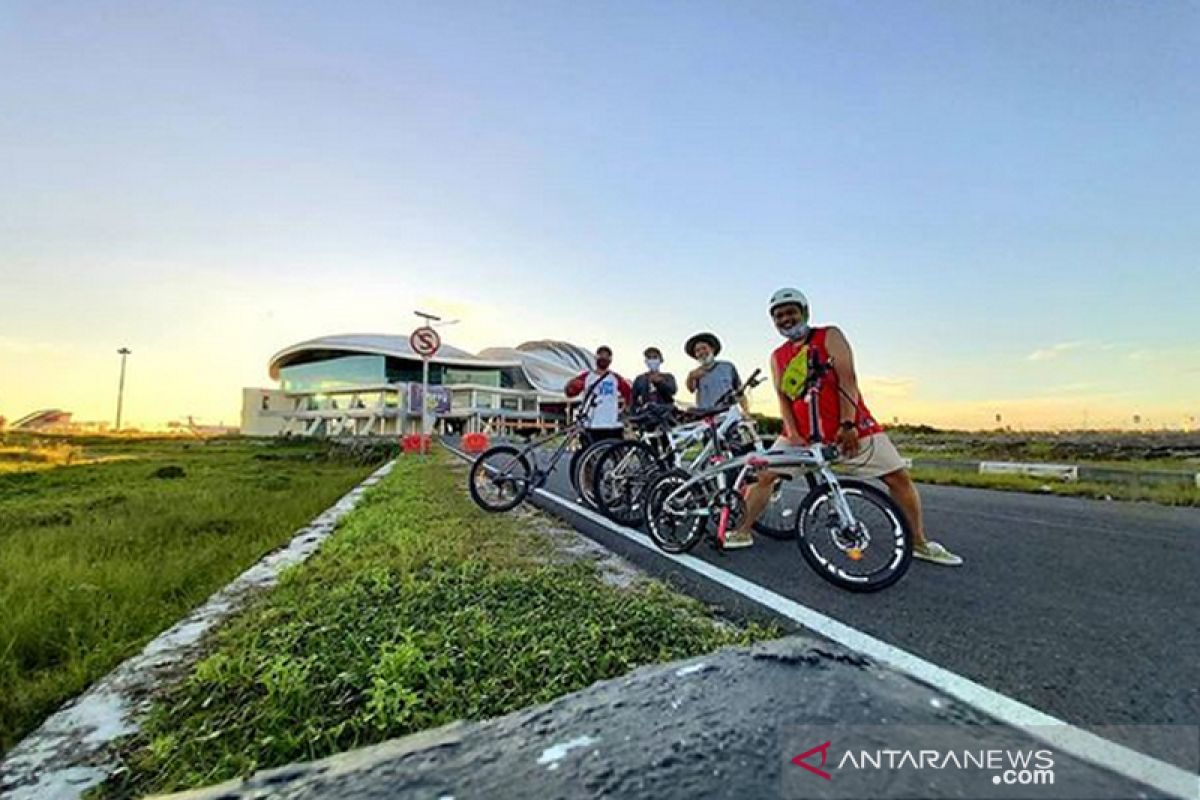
[795,479,912,592]
[752,473,816,540]
[594,440,661,527]
[645,470,707,553]
[469,446,534,513]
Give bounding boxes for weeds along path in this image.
[95,452,773,798]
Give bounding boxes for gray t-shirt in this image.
[694,361,740,409]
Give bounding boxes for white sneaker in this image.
[914,540,963,566]
[723,531,754,550]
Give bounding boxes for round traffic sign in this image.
[410,326,441,358]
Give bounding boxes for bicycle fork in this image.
[816,469,867,561]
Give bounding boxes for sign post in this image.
[410,314,442,449]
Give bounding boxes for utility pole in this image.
[115,347,132,432]
[414,311,441,440]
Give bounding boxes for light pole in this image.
[414,311,441,439]
[115,347,132,432]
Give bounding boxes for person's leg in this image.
[735,472,779,535]
[879,468,926,546]
[879,467,962,565]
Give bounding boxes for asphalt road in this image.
[506,443,1200,770]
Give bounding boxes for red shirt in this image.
[771,327,883,443]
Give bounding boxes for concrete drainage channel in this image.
[0,460,396,800]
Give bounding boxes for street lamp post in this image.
[115,347,132,432]
[414,311,440,439]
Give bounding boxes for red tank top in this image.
[771,327,883,443]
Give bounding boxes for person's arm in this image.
[823,327,860,422]
[823,326,862,456]
[686,367,703,393]
[660,373,678,402]
[565,371,587,398]
[617,375,633,406]
[630,375,646,408]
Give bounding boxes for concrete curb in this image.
[162,638,1181,800]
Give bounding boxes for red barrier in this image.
[401,434,432,454]
[462,432,490,453]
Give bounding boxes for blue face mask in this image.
[780,323,810,341]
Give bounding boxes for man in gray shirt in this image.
[685,332,747,411]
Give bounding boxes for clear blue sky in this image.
[1,1,1197,428]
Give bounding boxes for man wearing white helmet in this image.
[726,288,962,565]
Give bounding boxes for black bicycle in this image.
[468,392,601,512]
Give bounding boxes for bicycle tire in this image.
[752,473,817,540]
[468,445,534,513]
[795,479,912,593]
[644,469,707,553]
[594,440,661,527]
[571,439,619,510]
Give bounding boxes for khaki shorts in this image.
[766,433,907,480]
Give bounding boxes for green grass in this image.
[99,453,772,797]
[886,427,1200,468]
[909,467,1200,506]
[0,434,385,755]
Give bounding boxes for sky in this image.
[1,1,1197,430]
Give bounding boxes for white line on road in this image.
[521,479,1199,800]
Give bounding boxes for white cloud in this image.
[861,376,916,399]
[1027,341,1086,361]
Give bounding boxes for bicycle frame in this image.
[494,392,600,486]
[658,358,861,535]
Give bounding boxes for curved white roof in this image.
[269,334,592,395]
[479,341,595,395]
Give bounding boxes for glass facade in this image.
[280,356,386,393]
[444,367,501,387]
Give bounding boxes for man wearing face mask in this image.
[564,345,633,449]
[728,288,961,563]
[685,333,748,413]
[631,347,678,412]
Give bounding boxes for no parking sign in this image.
[410,326,441,358]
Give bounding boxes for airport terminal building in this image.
[240,334,594,437]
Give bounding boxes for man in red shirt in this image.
[729,288,961,565]
[564,345,633,449]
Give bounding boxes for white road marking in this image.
[447,442,1200,799]
[528,479,1199,799]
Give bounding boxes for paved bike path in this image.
[520,445,1200,770]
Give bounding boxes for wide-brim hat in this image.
[685,332,722,359]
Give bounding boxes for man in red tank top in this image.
[729,288,961,566]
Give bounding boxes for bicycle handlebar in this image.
[709,367,765,411]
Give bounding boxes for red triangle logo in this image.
[792,741,833,780]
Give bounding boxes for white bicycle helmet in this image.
[769,287,809,315]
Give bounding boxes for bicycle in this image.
[592,371,799,538]
[643,354,912,593]
[468,392,602,513]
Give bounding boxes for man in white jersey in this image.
[564,345,632,448]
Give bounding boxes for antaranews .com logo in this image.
[781,725,1198,800]
[792,740,1055,786]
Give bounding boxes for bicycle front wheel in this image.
[795,479,912,592]
[571,440,618,511]
[751,474,816,540]
[469,446,534,513]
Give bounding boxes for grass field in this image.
[100,453,772,797]
[906,466,1199,506]
[0,434,385,755]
